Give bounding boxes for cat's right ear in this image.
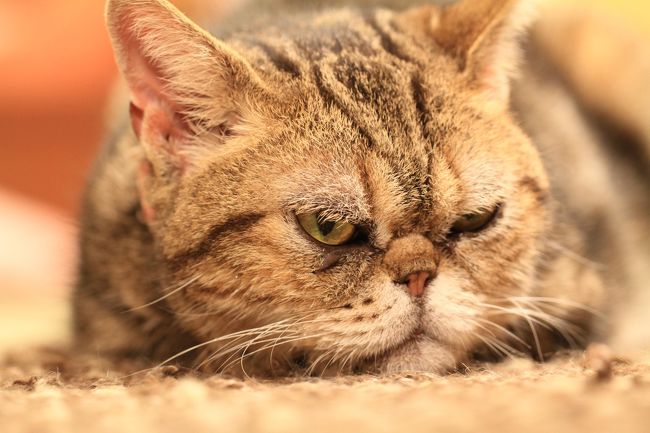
[106,0,266,174]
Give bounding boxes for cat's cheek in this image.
[310,278,419,357]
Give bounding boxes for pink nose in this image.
[405,271,432,298]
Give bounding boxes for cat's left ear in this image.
[427,0,536,108]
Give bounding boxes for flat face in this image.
[143,7,552,374]
[94,0,588,376]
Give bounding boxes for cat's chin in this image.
[374,336,458,374]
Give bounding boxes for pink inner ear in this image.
[129,102,144,139]
[478,64,510,107]
[114,10,191,144]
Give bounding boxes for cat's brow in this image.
[519,176,549,204]
[167,212,266,268]
[287,188,371,223]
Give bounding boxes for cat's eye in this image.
[450,206,500,235]
[297,213,357,246]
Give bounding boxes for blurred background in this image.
[0,0,237,354]
[0,0,648,355]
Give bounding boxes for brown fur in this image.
[73,0,650,376]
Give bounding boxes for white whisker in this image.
[155,317,304,368]
[474,318,531,349]
[471,320,521,359]
[509,296,604,318]
[546,241,604,270]
[219,333,328,373]
[126,274,201,312]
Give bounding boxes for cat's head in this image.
[107,0,550,375]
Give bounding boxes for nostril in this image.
[396,270,433,298]
[394,275,410,285]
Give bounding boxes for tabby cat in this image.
[74,0,650,376]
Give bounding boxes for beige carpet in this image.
[1,260,649,433]
[2,346,650,433]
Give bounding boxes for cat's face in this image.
[109,0,548,374]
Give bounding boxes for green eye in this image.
[451,206,500,234]
[297,213,357,246]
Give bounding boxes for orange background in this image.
[0,0,217,216]
[0,0,115,215]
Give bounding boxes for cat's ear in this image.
[429,0,536,107]
[106,0,264,172]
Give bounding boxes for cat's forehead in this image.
[217,8,524,215]
[227,7,452,85]
[228,9,456,156]
[229,9,407,59]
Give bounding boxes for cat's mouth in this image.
[352,326,456,374]
[377,327,427,356]
[378,333,458,373]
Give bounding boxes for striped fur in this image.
[73,0,650,376]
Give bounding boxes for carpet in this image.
[2,346,649,433]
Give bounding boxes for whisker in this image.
[201,315,333,371]
[480,303,555,331]
[268,323,297,369]
[199,332,300,371]
[481,301,546,360]
[470,320,520,359]
[474,318,531,349]
[509,296,605,318]
[125,274,201,312]
[513,299,586,348]
[546,241,604,270]
[306,348,337,377]
[473,333,514,359]
[219,333,328,373]
[338,348,358,374]
[319,345,346,377]
[157,318,304,368]
[201,316,322,370]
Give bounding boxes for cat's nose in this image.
[396,270,433,298]
[382,233,439,298]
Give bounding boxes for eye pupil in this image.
[318,220,336,236]
[297,213,358,246]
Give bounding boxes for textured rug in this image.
[2,347,650,433]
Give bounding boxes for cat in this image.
[73,0,650,376]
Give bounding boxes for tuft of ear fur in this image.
[430,0,537,107]
[106,0,265,173]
